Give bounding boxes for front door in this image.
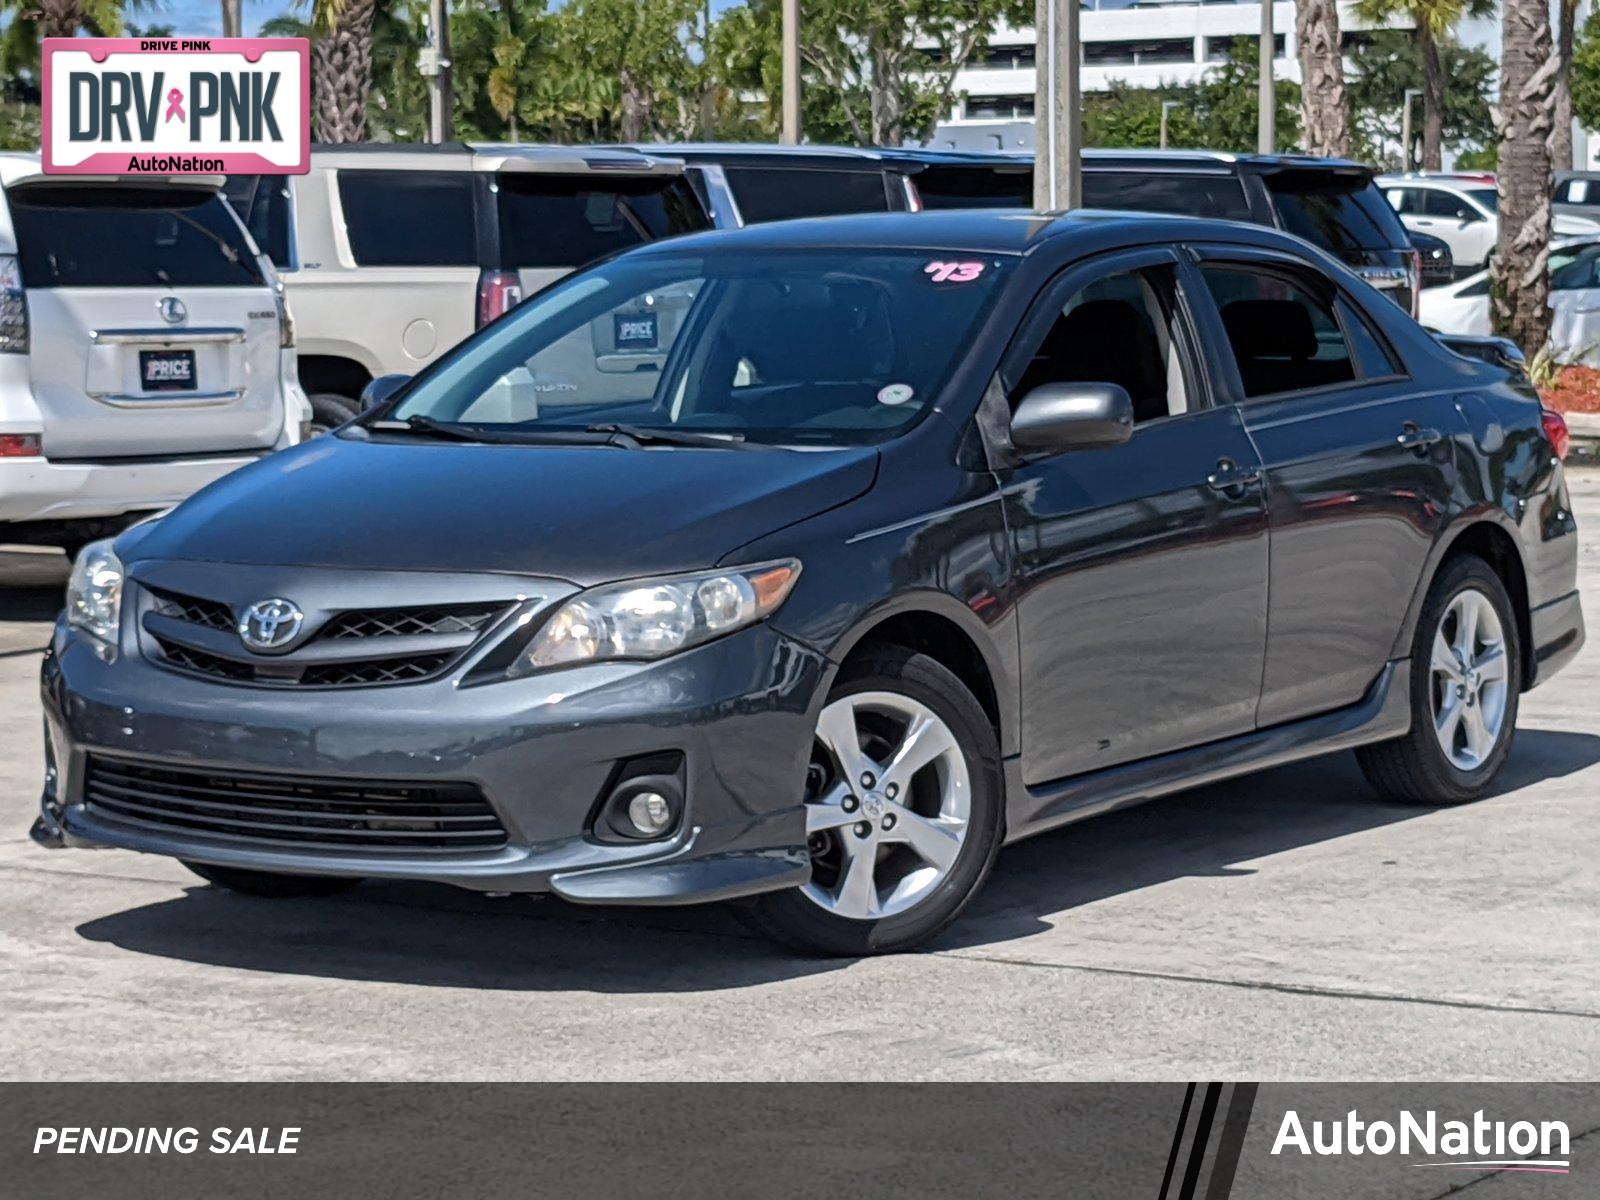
[998,250,1271,786]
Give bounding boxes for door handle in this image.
[1206,458,1263,494]
[1396,423,1443,454]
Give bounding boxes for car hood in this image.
[124,436,879,584]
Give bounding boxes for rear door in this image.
[6,181,283,459]
[1188,244,1463,726]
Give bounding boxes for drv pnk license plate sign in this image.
[42,38,309,176]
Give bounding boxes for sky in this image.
[155,0,288,36]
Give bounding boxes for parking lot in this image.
[0,473,1595,1082]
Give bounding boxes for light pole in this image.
[1401,87,1422,172]
[420,0,453,144]
[1160,99,1180,150]
[220,0,241,38]
[1034,0,1082,211]
[1258,0,1274,154]
[781,0,801,144]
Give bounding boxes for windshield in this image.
[381,249,1011,446]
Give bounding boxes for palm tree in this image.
[1296,0,1350,156]
[304,0,378,142]
[37,0,85,38]
[1493,0,1555,356]
[1554,0,1578,172]
[1354,0,1485,171]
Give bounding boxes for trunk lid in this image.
[5,180,282,459]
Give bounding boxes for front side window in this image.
[337,170,476,266]
[7,185,265,288]
[382,249,1011,446]
[1014,266,1193,424]
[1423,189,1481,222]
[1202,265,1356,398]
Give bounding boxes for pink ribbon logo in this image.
[164,88,185,123]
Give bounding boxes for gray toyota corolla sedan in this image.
[35,211,1583,955]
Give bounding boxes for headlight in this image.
[65,540,124,645]
[517,560,801,672]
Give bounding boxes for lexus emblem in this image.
[238,598,304,652]
[157,296,187,325]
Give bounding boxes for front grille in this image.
[150,588,235,633]
[84,757,507,853]
[319,604,504,640]
[143,586,514,689]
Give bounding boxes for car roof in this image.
[310,142,683,176]
[618,207,1326,260]
[609,142,913,171]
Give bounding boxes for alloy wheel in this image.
[800,690,971,921]
[1430,587,1510,771]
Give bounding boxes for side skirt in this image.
[1002,660,1412,846]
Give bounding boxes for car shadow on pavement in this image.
[73,728,1600,990]
[0,548,68,628]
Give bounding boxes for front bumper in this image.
[38,619,825,905]
[0,452,265,525]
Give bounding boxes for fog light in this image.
[627,791,673,836]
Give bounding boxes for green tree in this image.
[1191,42,1301,152]
[1571,6,1600,136]
[1346,31,1494,168]
[1352,0,1491,171]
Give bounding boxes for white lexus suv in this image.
[0,154,308,556]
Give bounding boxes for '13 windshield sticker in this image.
[923,261,985,283]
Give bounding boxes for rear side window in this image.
[723,166,893,223]
[338,171,476,266]
[222,174,293,267]
[496,175,706,269]
[1267,175,1408,254]
[7,185,265,288]
[1201,265,1356,398]
[1082,171,1252,221]
[912,166,1032,209]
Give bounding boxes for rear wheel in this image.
[307,393,359,438]
[183,860,359,898]
[746,647,1003,956]
[1357,555,1521,805]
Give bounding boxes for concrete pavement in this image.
[1,476,1597,1081]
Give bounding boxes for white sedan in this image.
[1419,236,1600,364]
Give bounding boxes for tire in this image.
[1357,554,1522,805]
[183,860,360,898]
[307,393,359,438]
[744,646,1004,956]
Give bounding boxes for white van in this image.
[224,143,710,430]
[0,154,308,555]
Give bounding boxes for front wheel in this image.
[183,860,360,898]
[1357,554,1521,805]
[307,393,359,438]
[745,647,1003,956]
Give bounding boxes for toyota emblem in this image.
[158,296,188,325]
[238,598,304,652]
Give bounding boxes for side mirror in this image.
[1009,382,1134,454]
[360,373,411,411]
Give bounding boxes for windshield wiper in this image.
[368,416,613,445]
[585,422,752,449]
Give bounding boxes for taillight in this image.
[0,433,41,457]
[1541,407,1571,460]
[0,254,27,353]
[476,269,523,329]
[1409,249,1423,319]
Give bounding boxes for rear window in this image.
[7,185,265,288]
[338,170,477,267]
[496,175,707,269]
[1267,175,1408,254]
[1082,171,1252,221]
[221,174,293,267]
[911,165,1032,209]
[723,166,894,223]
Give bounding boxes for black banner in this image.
[2,1083,1592,1198]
